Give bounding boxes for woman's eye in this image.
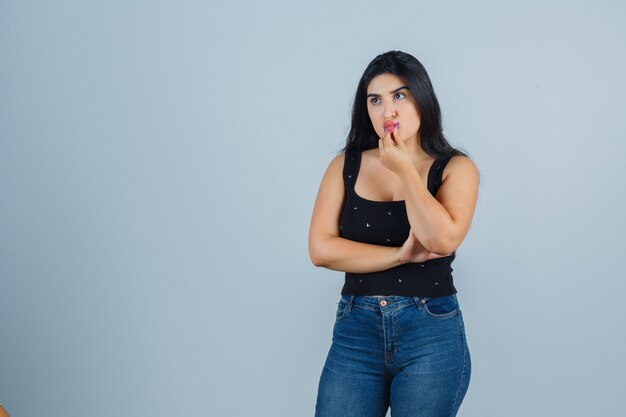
[369,93,405,105]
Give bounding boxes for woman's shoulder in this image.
[329,148,362,168]
[441,154,479,183]
[329,151,346,167]
[320,151,347,181]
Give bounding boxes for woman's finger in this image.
[383,128,395,147]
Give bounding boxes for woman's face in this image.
[366,73,421,143]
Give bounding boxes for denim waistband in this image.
[340,294,440,312]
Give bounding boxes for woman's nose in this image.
[384,106,397,119]
[383,102,397,119]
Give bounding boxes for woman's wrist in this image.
[395,246,407,265]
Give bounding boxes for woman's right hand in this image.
[398,228,452,264]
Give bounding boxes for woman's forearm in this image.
[311,236,405,273]
[399,167,453,253]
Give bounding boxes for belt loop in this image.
[413,296,423,310]
[347,295,355,311]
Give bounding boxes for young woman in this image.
[308,50,480,417]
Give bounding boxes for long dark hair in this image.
[339,50,469,159]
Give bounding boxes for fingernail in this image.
[384,127,387,133]
[395,122,399,131]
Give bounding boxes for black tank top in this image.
[339,149,457,297]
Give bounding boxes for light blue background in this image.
[1,1,625,416]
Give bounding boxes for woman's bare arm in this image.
[312,235,404,273]
[308,153,405,273]
[398,155,479,254]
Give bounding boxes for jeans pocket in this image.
[335,298,348,321]
[422,294,459,319]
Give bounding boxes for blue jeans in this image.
[314,294,471,417]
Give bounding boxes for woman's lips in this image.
[383,121,399,132]
[383,121,399,145]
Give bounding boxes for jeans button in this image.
[380,299,387,306]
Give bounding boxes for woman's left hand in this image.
[377,125,413,177]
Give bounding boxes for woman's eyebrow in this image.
[366,85,409,98]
